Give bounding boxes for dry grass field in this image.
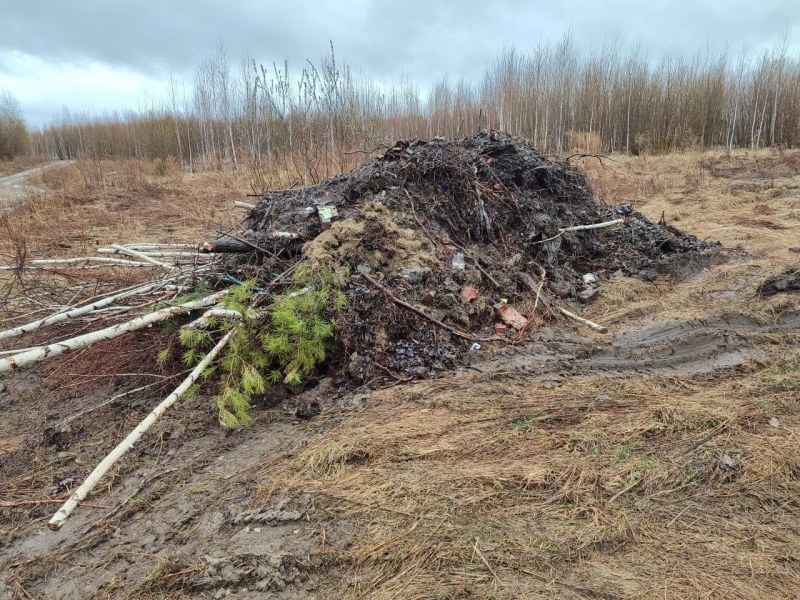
[0,148,799,599]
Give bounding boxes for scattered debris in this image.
[494,323,508,335]
[769,417,780,428]
[226,132,717,379]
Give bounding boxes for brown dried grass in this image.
[580,147,800,263]
[0,155,50,178]
[260,346,800,598]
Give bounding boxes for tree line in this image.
[12,33,800,184]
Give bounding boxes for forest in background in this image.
[5,33,800,185]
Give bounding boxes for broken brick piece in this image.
[497,304,529,330]
[494,323,508,335]
[461,285,480,303]
[421,290,436,306]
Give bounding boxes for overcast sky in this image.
[1,0,798,125]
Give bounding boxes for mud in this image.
[469,309,800,378]
[759,268,800,296]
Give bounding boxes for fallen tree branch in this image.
[0,290,228,373]
[558,307,608,333]
[201,238,252,253]
[558,218,624,234]
[344,144,389,155]
[363,274,504,343]
[0,500,110,509]
[98,249,212,258]
[209,230,288,265]
[533,218,624,246]
[234,201,256,210]
[0,257,150,269]
[48,328,235,530]
[0,281,166,341]
[125,243,200,250]
[110,244,176,271]
[182,308,244,330]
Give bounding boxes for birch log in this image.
[110,244,176,271]
[0,257,150,269]
[47,328,235,531]
[182,308,243,330]
[0,281,164,341]
[125,244,200,250]
[558,307,608,333]
[0,290,227,373]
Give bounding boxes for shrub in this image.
[0,90,29,159]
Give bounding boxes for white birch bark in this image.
[110,244,176,271]
[0,291,227,373]
[0,282,164,341]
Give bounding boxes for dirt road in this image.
[0,161,72,212]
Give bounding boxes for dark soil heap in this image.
[239,131,720,382]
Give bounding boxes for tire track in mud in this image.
[471,310,800,378]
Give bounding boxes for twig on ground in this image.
[109,244,177,271]
[533,218,624,245]
[558,307,608,333]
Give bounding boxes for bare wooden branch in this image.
[558,307,608,333]
[110,244,176,271]
[0,257,150,269]
[0,290,228,373]
[0,281,165,341]
[182,308,244,330]
[201,238,253,253]
[558,218,624,234]
[234,201,257,210]
[48,328,235,530]
[362,274,504,343]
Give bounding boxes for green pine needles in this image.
[176,266,345,428]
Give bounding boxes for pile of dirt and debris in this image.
[222,131,721,382]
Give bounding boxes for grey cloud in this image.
[1,0,798,122]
